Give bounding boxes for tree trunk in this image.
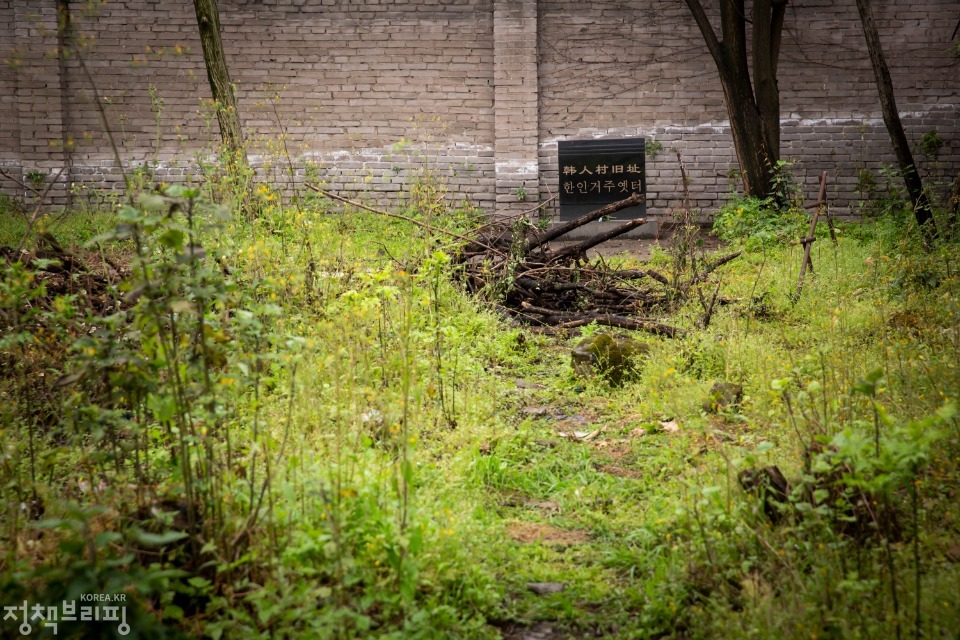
[56,0,74,205]
[948,172,960,236]
[855,0,936,239]
[753,0,786,163]
[685,0,786,200]
[193,0,247,166]
[723,64,771,199]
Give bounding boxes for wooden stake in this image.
[547,216,648,262]
[795,185,823,299]
[820,172,838,246]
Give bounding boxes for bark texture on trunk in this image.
[685,0,786,200]
[194,0,246,164]
[855,0,935,237]
[753,0,786,163]
[948,172,960,235]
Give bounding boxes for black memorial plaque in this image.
[558,138,646,221]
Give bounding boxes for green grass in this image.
[0,205,122,249]
[2,185,959,639]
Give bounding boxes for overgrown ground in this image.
[1,175,959,639]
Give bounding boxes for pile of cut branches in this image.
[0,233,126,317]
[454,194,695,337]
[305,186,740,338]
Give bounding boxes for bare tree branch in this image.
[684,0,724,64]
[855,0,936,240]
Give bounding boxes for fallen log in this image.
[307,183,731,340]
[519,302,686,338]
[609,269,671,286]
[547,217,648,262]
[697,250,742,281]
[557,314,686,338]
[520,301,564,317]
[524,193,645,254]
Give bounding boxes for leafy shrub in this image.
[712,195,807,247]
[712,161,813,247]
[918,130,943,161]
[675,333,726,380]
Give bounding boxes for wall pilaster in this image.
[493,0,539,215]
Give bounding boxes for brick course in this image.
[0,0,957,219]
[538,0,960,217]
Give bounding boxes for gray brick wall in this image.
[0,0,19,168]
[6,1,71,205]
[494,0,539,214]
[1,0,958,219]
[538,0,960,217]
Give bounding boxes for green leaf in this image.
[118,205,143,222]
[94,531,122,546]
[147,394,176,422]
[937,402,957,421]
[756,441,775,454]
[400,576,416,601]
[159,228,185,250]
[187,577,212,591]
[409,525,423,555]
[852,367,884,396]
[385,544,400,569]
[132,528,188,547]
[104,553,135,568]
[31,258,61,270]
[30,518,71,530]
[401,459,414,486]
[812,458,834,475]
[770,378,790,392]
[164,603,185,621]
[138,193,168,211]
[875,402,893,426]
[170,299,194,314]
[211,205,232,221]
